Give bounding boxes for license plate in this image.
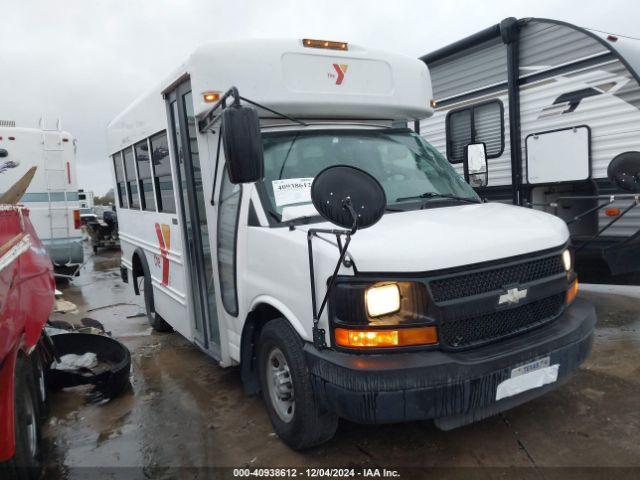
[496,356,559,401]
[511,356,550,378]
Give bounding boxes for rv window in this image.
[50,192,65,202]
[149,131,176,213]
[447,109,472,164]
[135,139,156,212]
[66,192,79,201]
[446,100,504,164]
[113,153,128,209]
[123,148,140,209]
[217,167,241,316]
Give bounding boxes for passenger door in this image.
[166,80,220,356]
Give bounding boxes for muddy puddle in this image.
[42,246,640,476]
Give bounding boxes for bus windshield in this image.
[260,128,479,221]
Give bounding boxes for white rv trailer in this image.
[78,189,94,213]
[0,120,83,272]
[419,17,640,282]
[108,39,595,448]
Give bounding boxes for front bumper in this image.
[305,298,596,428]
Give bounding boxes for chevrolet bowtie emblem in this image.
[498,287,528,306]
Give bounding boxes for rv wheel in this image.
[140,273,172,333]
[0,356,43,479]
[258,318,338,450]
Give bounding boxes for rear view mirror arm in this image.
[198,86,307,133]
[210,126,223,206]
[198,87,240,133]
[307,199,358,349]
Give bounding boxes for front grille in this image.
[439,293,564,349]
[429,254,564,302]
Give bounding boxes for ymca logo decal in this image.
[329,63,348,85]
[154,223,171,285]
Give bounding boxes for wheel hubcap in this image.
[266,347,294,423]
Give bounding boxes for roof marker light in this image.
[607,34,618,42]
[302,39,348,51]
[203,91,220,103]
[605,207,621,217]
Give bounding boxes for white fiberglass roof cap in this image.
[185,39,433,121]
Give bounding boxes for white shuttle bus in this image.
[0,120,83,273]
[108,39,596,448]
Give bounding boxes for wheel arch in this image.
[131,248,152,311]
[240,297,306,396]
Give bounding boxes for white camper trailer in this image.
[419,17,640,282]
[0,120,83,272]
[78,189,94,213]
[108,39,594,448]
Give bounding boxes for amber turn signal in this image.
[334,326,437,348]
[605,208,621,217]
[566,279,579,305]
[203,91,220,103]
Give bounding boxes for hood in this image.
[302,202,569,273]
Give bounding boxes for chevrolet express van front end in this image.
[303,249,595,428]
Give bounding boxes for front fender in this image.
[249,295,310,342]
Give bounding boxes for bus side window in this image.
[149,131,176,214]
[123,147,140,209]
[113,153,128,209]
[135,139,156,212]
[217,167,241,316]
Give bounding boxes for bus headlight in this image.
[365,283,401,317]
[562,249,572,272]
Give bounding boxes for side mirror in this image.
[464,143,488,188]
[311,165,386,231]
[221,105,264,184]
[608,151,640,193]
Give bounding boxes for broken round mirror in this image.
[608,151,640,193]
[311,165,386,230]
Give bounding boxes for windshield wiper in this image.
[395,192,481,204]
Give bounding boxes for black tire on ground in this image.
[141,273,172,332]
[258,318,338,450]
[93,245,98,254]
[0,356,43,480]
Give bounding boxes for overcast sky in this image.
[1,0,638,195]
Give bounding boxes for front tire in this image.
[0,356,43,480]
[258,318,338,450]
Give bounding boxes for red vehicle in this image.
[0,180,55,478]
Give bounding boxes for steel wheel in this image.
[265,347,295,423]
